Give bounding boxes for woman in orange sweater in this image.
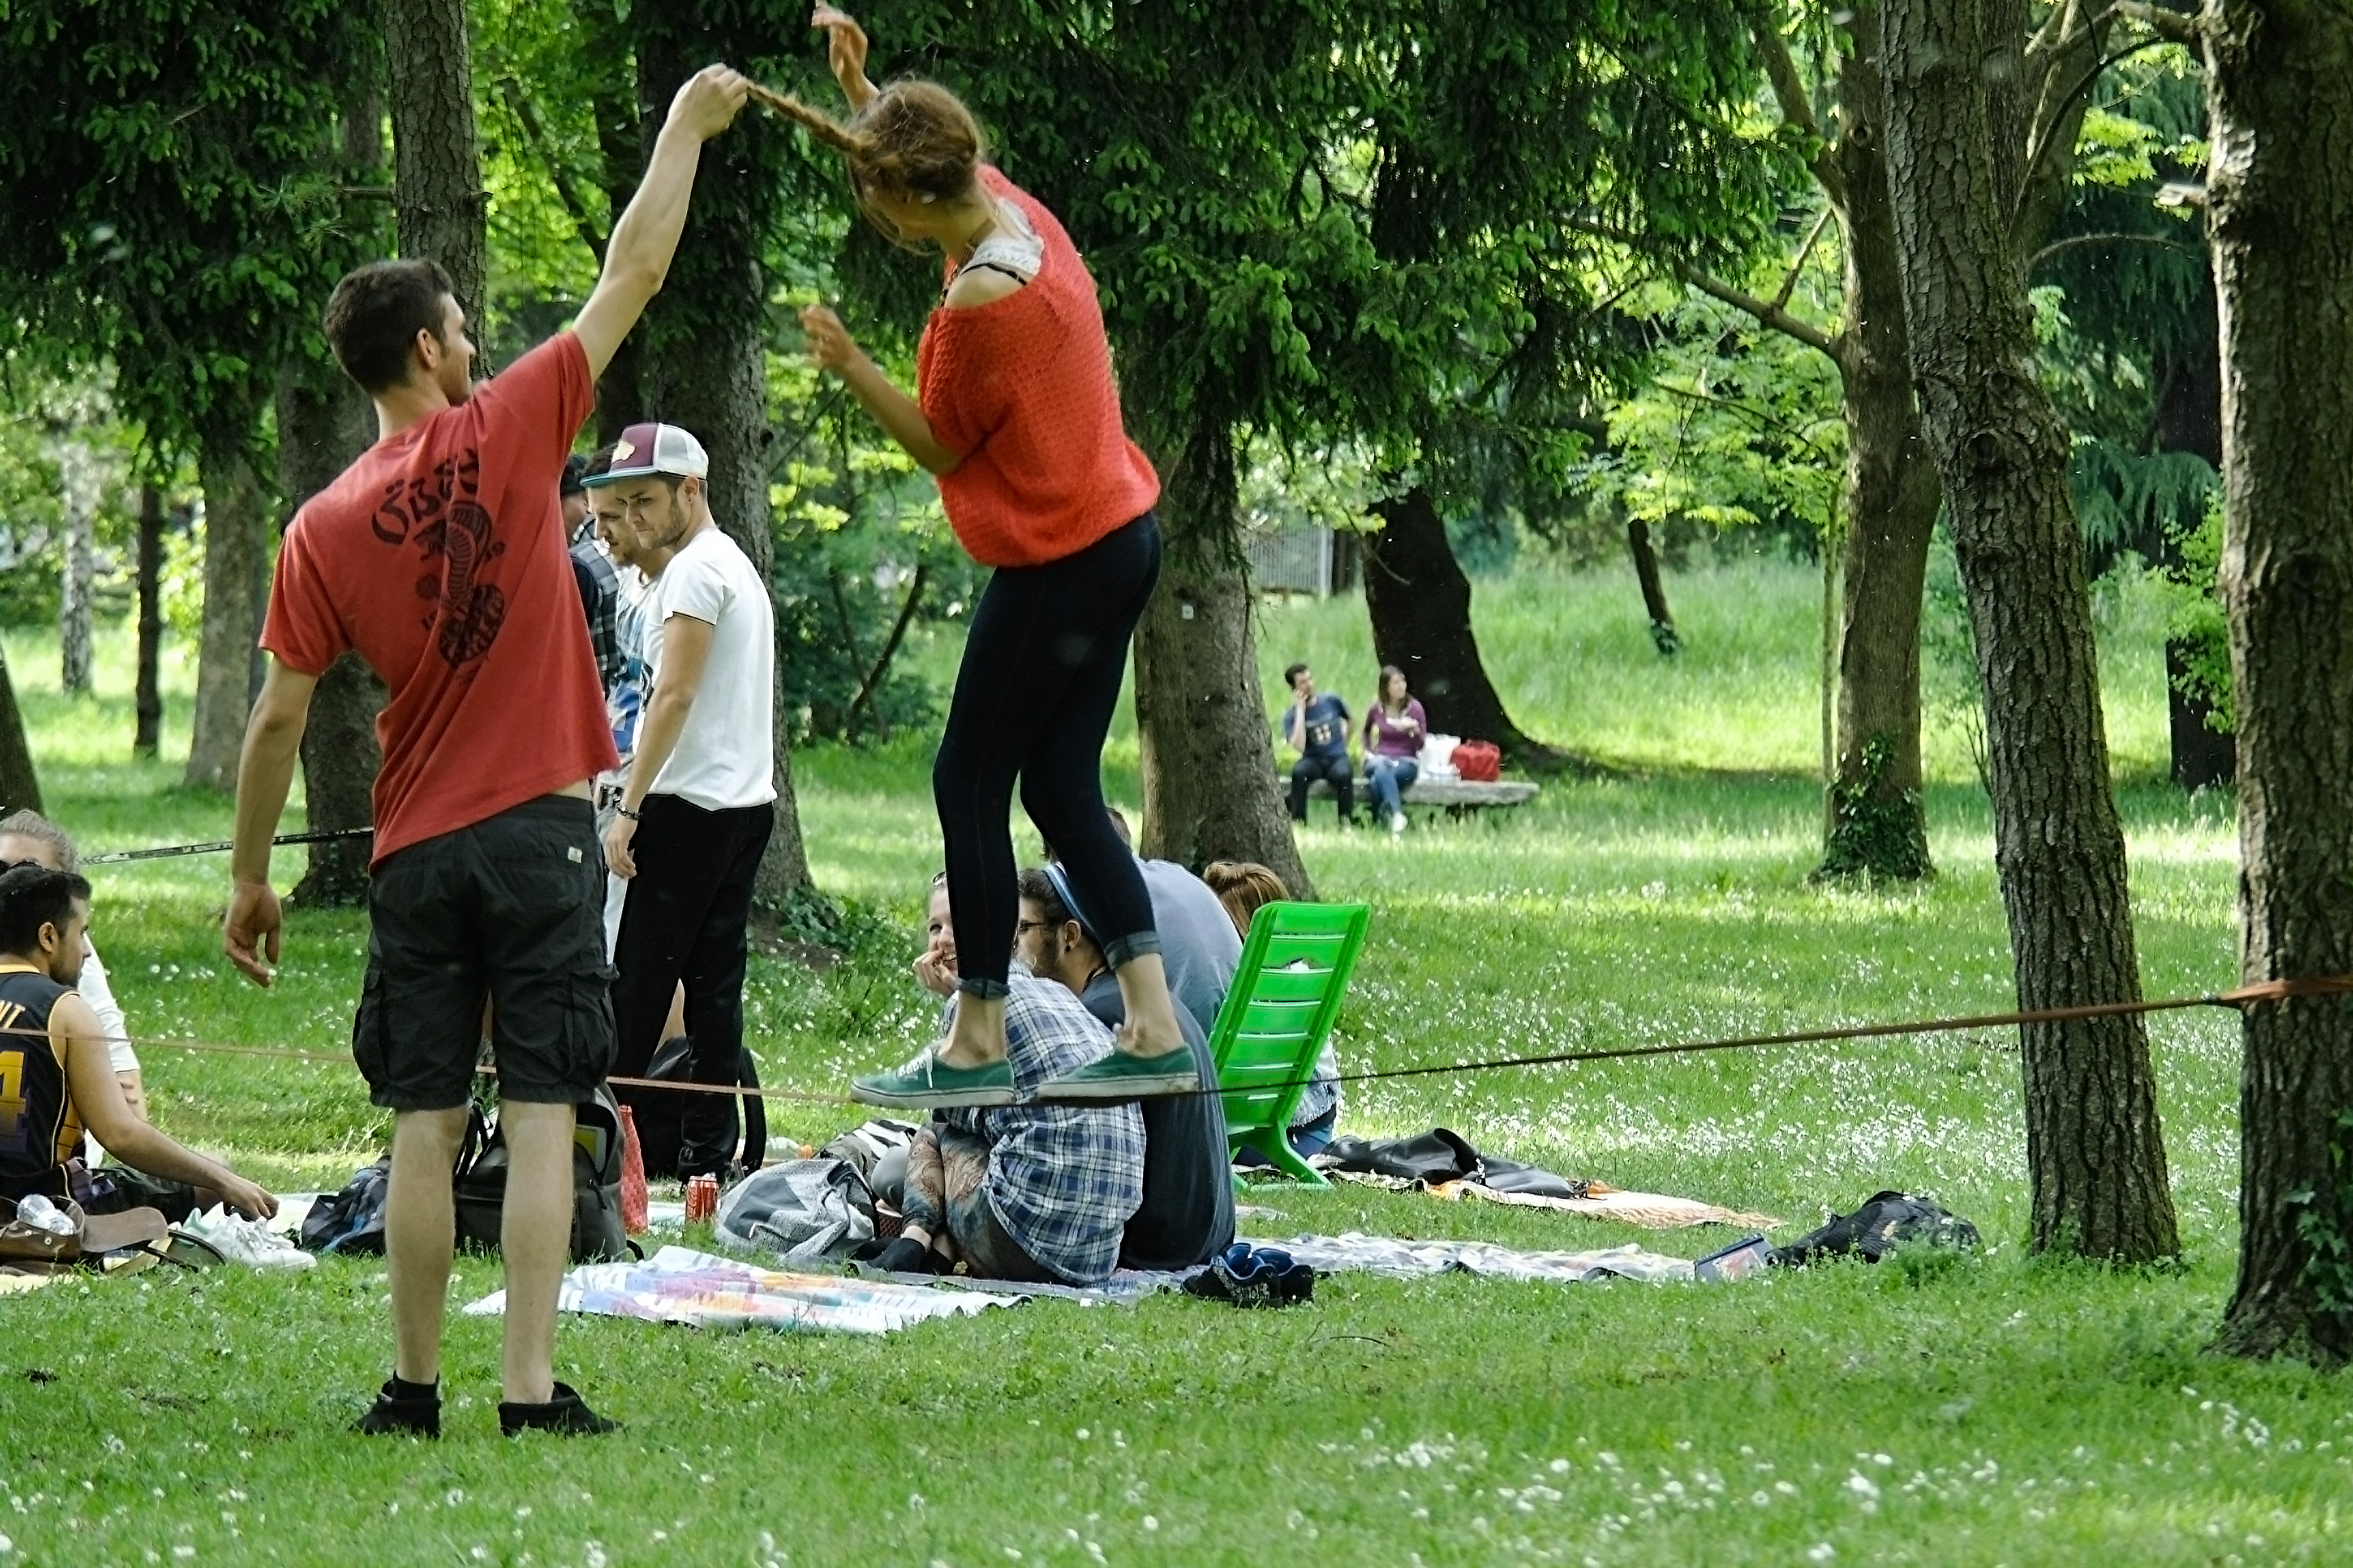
[790,6,1194,1108]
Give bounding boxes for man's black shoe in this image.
[355,1377,440,1438]
[500,1381,620,1437]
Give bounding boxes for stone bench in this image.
[1291,776,1539,812]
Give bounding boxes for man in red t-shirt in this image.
[223,64,750,1441]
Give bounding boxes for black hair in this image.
[323,257,457,394]
[0,864,90,957]
[1284,662,1310,690]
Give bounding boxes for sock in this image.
[391,1375,439,1402]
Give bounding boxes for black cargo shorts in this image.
[354,795,615,1111]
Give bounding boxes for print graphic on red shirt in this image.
[263,332,617,865]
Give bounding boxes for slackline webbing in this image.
[81,826,374,866]
[5,973,2344,1106]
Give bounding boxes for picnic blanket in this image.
[1322,1168,1780,1230]
[463,1245,1019,1335]
[1315,1129,1779,1230]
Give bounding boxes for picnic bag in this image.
[1450,740,1501,783]
[299,1157,393,1253]
[453,1087,632,1263]
[0,1195,168,1272]
[714,1158,879,1263]
[1770,1190,1981,1266]
[624,1035,769,1179]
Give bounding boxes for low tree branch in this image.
[497,75,606,263]
[2026,230,2200,274]
[1771,207,1837,311]
[845,563,928,743]
[1564,213,1842,360]
[1747,7,1849,212]
[2110,1,2202,45]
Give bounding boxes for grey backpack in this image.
[714,1158,879,1263]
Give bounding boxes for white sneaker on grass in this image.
[1389,811,1407,835]
[183,1206,316,1270]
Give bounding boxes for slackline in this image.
[6,973,2344,1106]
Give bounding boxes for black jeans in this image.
[1289,754,1355,822]
[935,513,1163,997]
[611,793,773,1176]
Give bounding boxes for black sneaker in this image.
[500,1381,619,1437]
[355,1378,440,1438]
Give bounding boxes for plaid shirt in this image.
[569,536,622,693]
[940,970,1144,1285]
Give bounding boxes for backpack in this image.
[1770,1190,1981,1266]
[624,1035,769,1180]
[300,1157,393,1254]
[453,1087,632,1264]
[714,1158,879,1263]
[1450,740,1502,783]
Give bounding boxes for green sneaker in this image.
[851,1054,1016,1108]
[1037,1048,1201,1101]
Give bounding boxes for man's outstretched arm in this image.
[224,658,319,987]
[571,64,751,380]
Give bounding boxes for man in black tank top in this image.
[0,866,274,1221]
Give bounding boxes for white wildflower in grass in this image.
[1807,1545,1836,1563]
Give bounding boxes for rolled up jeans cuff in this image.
[954,976,1010,1001]
[1102,931,1164,969]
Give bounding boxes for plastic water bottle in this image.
[15,1193,74,1235]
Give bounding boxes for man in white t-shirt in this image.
[590,423,775,1180]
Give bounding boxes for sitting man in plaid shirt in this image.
[881,874,1144,1285]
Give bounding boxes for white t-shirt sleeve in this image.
[79,941,139,1075]
[659,546,733,628]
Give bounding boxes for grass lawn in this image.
[2,559,2344,1568]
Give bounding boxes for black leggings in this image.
[935,513,1163,997]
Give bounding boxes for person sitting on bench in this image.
[1281,662,1355,825]
[875,874,1143,1285]
[0,865,276,1225]
[1016,865,1232,1271]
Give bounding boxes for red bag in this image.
[1451,740,1501,783]
[616,1104,650,1236]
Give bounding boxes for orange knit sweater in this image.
[916,168,1160,568]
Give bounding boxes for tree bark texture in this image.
[1128,417,1314,898]
[587,12,645,445]
[56,443,98,698]
[1364,488,1539,760]
[134,485,163,757]
[634,30,815,910]
[0,641,40,815]
[276,357,384,907]
[2204,0,2353,1366]
[1882,0,2179,1262]
[1821,17,1942,879]
[183,427,267,792]
[382,0,486,331]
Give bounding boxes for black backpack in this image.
[623,1036,768,1180]
[453,1087,632,1263]
[300,1157,392,1254]
[1770,1190,1981,1266]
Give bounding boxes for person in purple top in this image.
[1361,665,1428,835]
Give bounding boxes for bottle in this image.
[16,1193,75,1236]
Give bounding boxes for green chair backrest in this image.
[1207,901,1370,1160]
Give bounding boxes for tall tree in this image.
[2200,0,2353,1365]
[1880,0,2179,1261]
[383,0,487,330]
[0,1,376,791]
[134,486,165,757]
[54,438,101,698]
[630,5,822,912]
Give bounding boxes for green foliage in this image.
[1818,733,1934,882]
[2154,492,2234,734]
[2291,1111,2353,1329]
[0,359,147,628]
[0,1,384,461]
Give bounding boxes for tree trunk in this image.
[381,0,485,331]
[634,30,815,911]
[1364,486,1552,764]
[587,16,645,445]
[1881,0,2179,1263]
[1627,518,1680,655]
[2151,332,2236,790]
[134,485,163,757]
[0,641,40,815]
[1819,1,1941,882]
[2205,0,2353,1367]
[1127,415,1313,896]
[277,356,383,907]
[56,445,97,698]
[183,425,267,793]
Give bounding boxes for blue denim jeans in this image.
[1365,756,1420,818]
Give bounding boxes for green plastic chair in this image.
[1208,900,1371,1186]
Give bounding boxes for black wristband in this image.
[616,805,641,821]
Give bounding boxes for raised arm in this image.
[801,306,965,476]
[812,7,878,110]
[571,65,751,381]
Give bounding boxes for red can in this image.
[686,1174,719,1225]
